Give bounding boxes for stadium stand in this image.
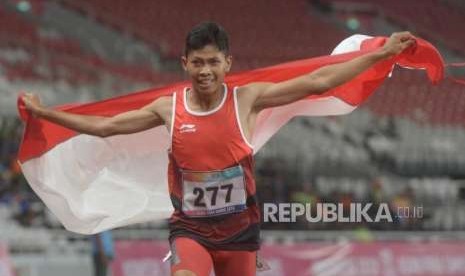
[60,0,347,70]
[320,0,465,55]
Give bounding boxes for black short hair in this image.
[184,22,229,56]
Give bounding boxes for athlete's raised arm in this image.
[246,32,416,112]
[22,93,171,137]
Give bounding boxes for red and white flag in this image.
[17,35,444,234]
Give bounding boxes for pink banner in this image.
[112,240,465,276]
[0,242,14,276]
[112,240,170,276]
[259,241,465,276]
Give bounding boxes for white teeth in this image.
[199,80,212,85]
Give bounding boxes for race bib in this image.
[181,165,247,217]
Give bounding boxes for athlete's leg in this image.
[212,250,256,276]
[170,237,213,276]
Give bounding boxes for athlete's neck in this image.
[187,85,225,112]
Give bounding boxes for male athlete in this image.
[22,22,415,276]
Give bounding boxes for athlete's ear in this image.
[225,55,232,72]
[181,56,188,71]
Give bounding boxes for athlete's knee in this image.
[172,269,197,276]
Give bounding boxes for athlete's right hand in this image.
[22,93,43,117]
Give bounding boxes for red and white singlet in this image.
[167,84,260,251]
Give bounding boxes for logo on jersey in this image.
[180,124,197,133]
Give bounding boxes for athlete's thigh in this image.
[212,250,256,276]
[170,237,213,276]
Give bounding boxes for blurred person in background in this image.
[90,230,114,276]
[290,181,319,229]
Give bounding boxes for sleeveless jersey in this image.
[167,84,260,251]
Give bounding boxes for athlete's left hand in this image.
[382,31,416,58]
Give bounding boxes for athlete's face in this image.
[182,44,232,96]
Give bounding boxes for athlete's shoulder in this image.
[235,82,274,102]
[143,95,174,119]
[151,95,174,108]
[156,95,174,104]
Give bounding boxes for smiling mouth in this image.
[198,79,214,87]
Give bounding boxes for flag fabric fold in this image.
[17,34,444,234]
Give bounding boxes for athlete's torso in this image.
[167,84,260,251]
